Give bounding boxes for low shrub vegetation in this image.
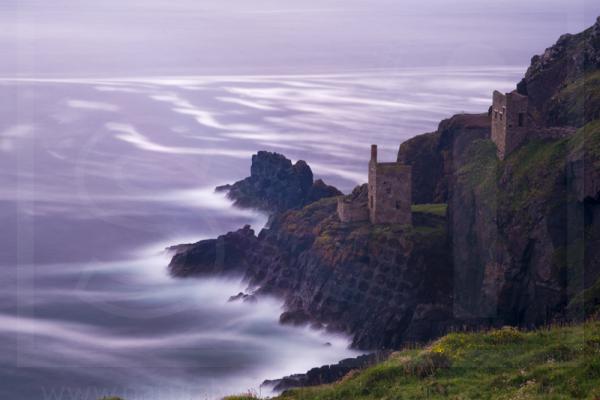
[411,203,448,217]
[223,394,259,400]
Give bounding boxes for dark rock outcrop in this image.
[228,292,257,303]
[262,352,390,392]
[517,16,600,127]
[216,151,341,213]
[170,196,456,349]
[169,225,259,277]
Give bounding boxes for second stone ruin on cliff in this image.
[337,144,412,225]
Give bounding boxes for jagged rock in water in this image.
[216,151,341,213]
[169,225,259,277]
[228,292,257,303]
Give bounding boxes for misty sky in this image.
[1,0,599,77]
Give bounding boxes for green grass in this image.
[503,137,570,213]
[223,394,259,400]
[256,322,600,400]
[455,135,572,217]
[570,119,600,167]
[456,139,499,192]
[551,69,600,125]
[412,203,448,217]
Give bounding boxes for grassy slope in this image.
[279,197,447,262]
[550,70,600,125]
[457,119,600,207]
[225,322,600,400]
[411,203,447,217]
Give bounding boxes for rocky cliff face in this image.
[448,122,600,326]
[170,198,456,350]
[444,17,600,325]
[517,16,600,127]
[216,151,341,213]
[397,122,600,330]
[394,18,600,327]
[397,113,491,204]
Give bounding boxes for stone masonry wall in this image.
[337,196,369,223]
[491,91,508,158]
[491,91,529,160]
[369,162,412,225]
[505,92,529,155]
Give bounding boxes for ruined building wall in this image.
[337,145,413,225]
[491,91,508,158]
[491,90,529,160]
[337,197,369,223]
[368,145,412,225]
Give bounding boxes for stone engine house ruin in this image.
[491,90,529,160]
[337,145,412,225]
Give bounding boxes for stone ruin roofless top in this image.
[491,89,579,159]
[337,145,412,225]
[491,90,529,160]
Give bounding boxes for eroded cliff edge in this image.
[170,187,454,349]
[169,17,600,352]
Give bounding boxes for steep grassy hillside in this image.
[226,322,600,400]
